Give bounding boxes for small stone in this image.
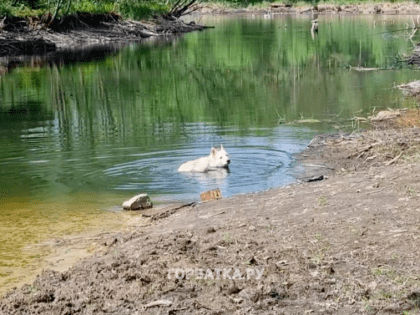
[249,226,256,231]
[207,227,216,234]
[122,193,153,210]
[276,260,288,267]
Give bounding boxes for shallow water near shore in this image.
[0,14,420,292]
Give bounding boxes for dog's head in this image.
[210,145,230,168]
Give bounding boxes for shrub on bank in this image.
[0,0,43,17]
[0,3,12,17]
[0,0,171,20]
[3,0,420,20]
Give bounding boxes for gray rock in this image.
[122,194,153,210]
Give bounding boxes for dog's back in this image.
[177,156,210,172]
[178,146,230,173]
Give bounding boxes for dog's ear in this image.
[220,144,224,150]
[211,147,217,156]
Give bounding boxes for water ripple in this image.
[103,144,295,200]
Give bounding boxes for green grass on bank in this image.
[0,0,170,20]
[1,0,420,20]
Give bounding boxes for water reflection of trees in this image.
[0,15,417,201]
[0,16,415,143]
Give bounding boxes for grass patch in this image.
[117,0,169,19]
[223,232,234,244]
[71,1,115,14]
[406,186,418,197]
[310,233,330,264]
[0,3,43,17]
[0,0,169,20]
[317,196,327,206]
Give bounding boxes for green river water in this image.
[0,14,419,292]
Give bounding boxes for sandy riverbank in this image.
[2,109,420,314]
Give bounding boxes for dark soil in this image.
[3,110,420,314]
[408,47,420,66]
[0,12,210,58]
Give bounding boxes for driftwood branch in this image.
[180,4,200,17]
[175,0,197,17]
[385,152,403,166]
[168,0,198,18]
[169,0,184,14]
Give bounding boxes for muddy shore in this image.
[0,13,210,61]
[201,1,420,15]
[2,110,420,314]
[0,13,212,75]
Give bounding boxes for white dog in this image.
[178,145,230,173]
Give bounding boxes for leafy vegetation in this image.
[117,0,168,20]
[1,0,418,20]
[0,0,170,19]
[0,3,12,17]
